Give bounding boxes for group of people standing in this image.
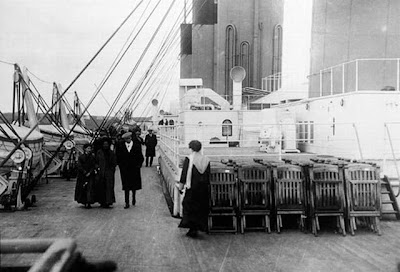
[74,126,157,209]
[75,127,211,238]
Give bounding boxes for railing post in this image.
[352,123,363,160]
[330,67,333,95]
[278,72,282,89]
[319,70,323,97]
[384,123,400,188]
[355,60,359,92]
[268,77,271,92]
[397,58,399,91]
[342,63,345,93]
[175,125,179,168]
[278,122,282,161]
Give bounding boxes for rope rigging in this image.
[0,59,14,66]
[110,39,178,127]
[95,0,168,130]
[110,2,188,126]
[136,61,178,120]
[26,68,53,85]
[127,48,180,121]
[116,33,180,122]
[95,0,178,136]
[0,0,144,169]
[0,111,22,142]
[120,28,180,111]
[84,0,164,137]
[113,1,194,123]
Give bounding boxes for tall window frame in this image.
[225,24,237,103]
[272,24,283,91]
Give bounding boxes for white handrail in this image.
[314,58,400,97]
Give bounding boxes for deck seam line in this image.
[218,239,232,272]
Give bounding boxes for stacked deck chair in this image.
[309,164,346,236]
[344,163,381,235]
[273,164,307,233]
[238,164,272,233]
[208,167,238,233]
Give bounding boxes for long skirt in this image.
[95,175,116,205]
[178,185,209,232]
[74,175,95,204]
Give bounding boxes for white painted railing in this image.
[312,58,400,97]
[157,122,396,165]
[180,94,270,110]
[262,72,282,92]
[158,125,180,171]
[157,121,400,217]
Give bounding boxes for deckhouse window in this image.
[222,119,232,137]
[296,121,314,144]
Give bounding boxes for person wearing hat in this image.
[95,137,117,208]
[144,128,157,167]
[74,143,96,208]
[116,130,144,208]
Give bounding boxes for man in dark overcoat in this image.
[144,128,157,167]
[116,131,144,209]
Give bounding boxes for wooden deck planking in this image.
[1,163,400,271]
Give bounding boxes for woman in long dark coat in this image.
[95,138,117,208]
[74,143,96,208]
[177,140,210,237]
[116,129,144,208]
[144,129,157,167]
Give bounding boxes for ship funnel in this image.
[151,99,159,125]
[230,66,246,110]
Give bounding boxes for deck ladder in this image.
[381,124,400,219]
[381,176,400,219]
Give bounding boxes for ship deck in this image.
[1,162,400,272]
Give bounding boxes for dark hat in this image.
[132,126,141,133]
[100,137,112,146]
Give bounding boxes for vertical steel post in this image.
[319,70,323,97]
[355,60,359,92]
[384,123,400,195]
[330,67,333,95]
[352,123,363,160]
[397,59,399,91]
[279,122,282,161]
[342,64,345,93]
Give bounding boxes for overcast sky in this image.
[0,0,183,117]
